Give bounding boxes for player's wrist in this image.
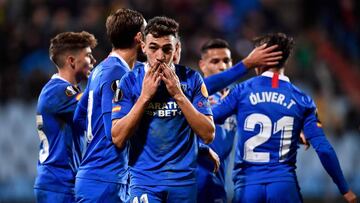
[242,57,253,69]
[173,92,186,102]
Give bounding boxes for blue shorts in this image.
[130,184,196,203]
[34,188,74,203]
[233,181,302,203]
[196,170,226,203]
[75,178,129,203]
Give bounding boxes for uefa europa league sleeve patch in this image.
[65,85,80,97]
[113,88,123,103]
[111,80,120,92]
[201,83,209,98]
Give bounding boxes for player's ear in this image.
[134,32,143,44]
[141,39,146,54]
[66,55,76,69]
[199,59,206,74]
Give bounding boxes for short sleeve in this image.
[192,72,212,116]
[112,73,135,120]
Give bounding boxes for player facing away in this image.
[111,16,215,203]
[73,9,145,202]
[212,33,357,203]
[34,31,97,202]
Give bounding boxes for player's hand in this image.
[299,132,310,150]
[160,63,183,100]
[140,62,162,101]
[343,190,357,203]
[207,148,220,173]
[242,44,282,69]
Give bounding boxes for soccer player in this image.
[211,33,357,203]
[34,31,97,202]
[111,16,215,203]
[196,38,236,203]
[73,9,145,202]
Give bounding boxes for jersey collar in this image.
[144,63,175,72]
[109,52,130,71]
[51,74,70,83]
[261,71,290,82]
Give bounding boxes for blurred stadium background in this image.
[0,0,359,202]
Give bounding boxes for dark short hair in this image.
[253,33,294,68]
[144,16,179,39]
[49,31,97,67]
[106,8,144,49]
[201,38,230,55]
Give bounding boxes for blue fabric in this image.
[75,178,129,203]
[130,184,197,203]
[35,76,82,194]
[74,56,130,186]
[112,63,212,187]
[233,181,302,203]
[34,188,75,203]
[197,91,237,203]
[204,61,247,95]
[212,72,349,195]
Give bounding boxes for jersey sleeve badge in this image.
[65,85,80,97]
[201,83,209,98]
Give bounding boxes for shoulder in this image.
[121,63,145,86]
[289,83,315,108]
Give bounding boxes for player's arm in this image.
[303,106,357,202]
[161,63,215,144]
[73,87,88,132]
[211,86,239,125]
[111,65,162,149]
[204,44,282,95]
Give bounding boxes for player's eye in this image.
[223,58,231,64]
[210,59,220,64]
[162,47,173,54]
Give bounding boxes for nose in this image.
[156,50,166,63]
[91,55,96,64]
[218,61,226,71]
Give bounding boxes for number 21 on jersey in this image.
[243,113,294,163]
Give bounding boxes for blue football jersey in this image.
[34,74,83,194]
[197,91,236,196]
[112,63,212,186]
[75,54,130,184]
[213,71,328,187]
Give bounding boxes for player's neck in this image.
[58,69,77,85]
[263,67,285,75]
[112,48,137,69]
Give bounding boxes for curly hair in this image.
[49,31,97,67]
[144,16,179,39]
[253,33,294,68]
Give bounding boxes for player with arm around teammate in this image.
[212,33,357,203]
[34,31,97,202]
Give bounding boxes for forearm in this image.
[204,62,247,95]
[111,96,149,148]
[174,93,215,144]
[311,136,349,194]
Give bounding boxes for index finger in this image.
[263,44,279,52]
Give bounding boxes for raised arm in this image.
[111,65,162,149]
[161,64,215,144]
[205,44,282,95]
